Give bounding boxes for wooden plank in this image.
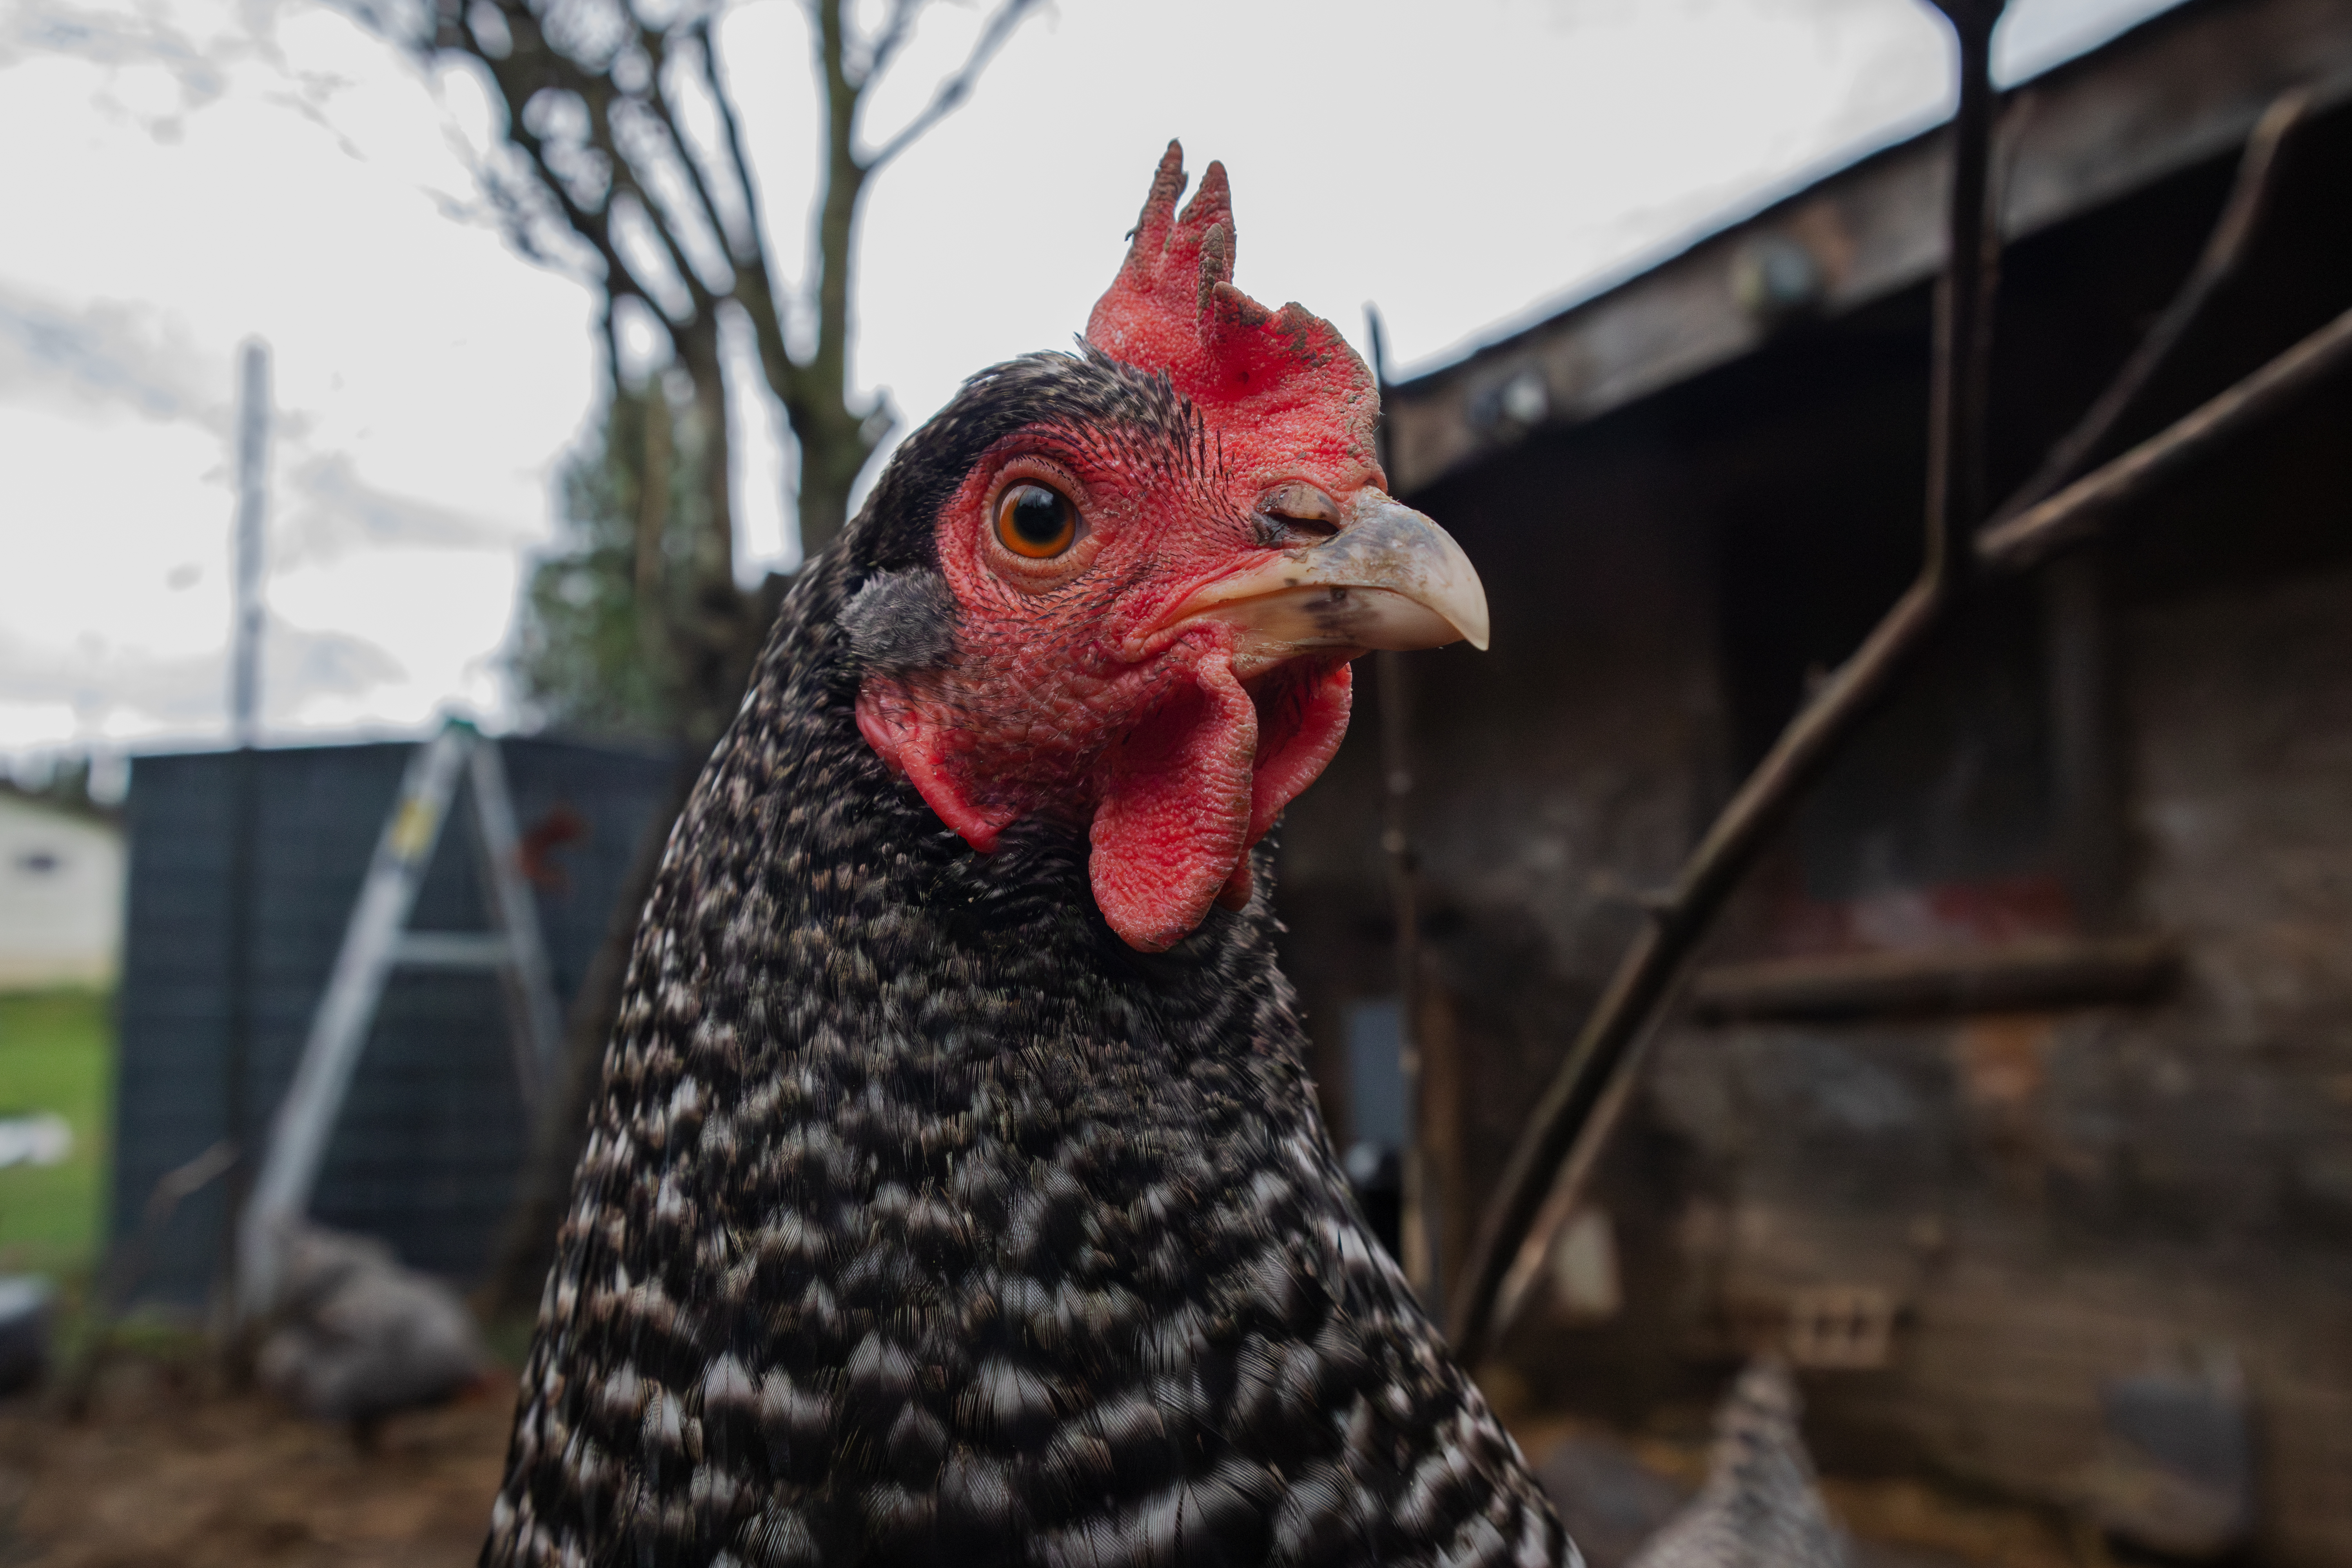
[1689,934,2178,1020]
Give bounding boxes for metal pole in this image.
[220,339,269,1325]
[231,342,269,750]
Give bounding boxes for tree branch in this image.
[634,27,752,275]
[861,0,1041,173]
[1446,67,2343,1368]
[857,0,925,88]
[1996,88,2309,520]
[691,20,772,274]
[399,0,1036,570]
[687,16,805,420]
[613,174,722,322]
[1448,0,2009,1367]
[1977,304,2352,570]
[500,100,650,312]
[460,9,648,301]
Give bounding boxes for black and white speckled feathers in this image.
[483,349,1574,1568]
[1626,1363,1847,1568]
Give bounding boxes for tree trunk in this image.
[451,0,1034,1321]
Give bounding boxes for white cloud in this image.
[274,449,537,568]
[0,284,227,428]
[0,613,403,748]
[0,0,2186,762]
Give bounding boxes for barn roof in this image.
[1385,0,2352,495]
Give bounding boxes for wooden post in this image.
[2043,551,2127,929]
[1378,648,1437,1305]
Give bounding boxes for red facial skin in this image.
[857,143,1385,952]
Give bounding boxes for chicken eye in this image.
[995,483,1079,559]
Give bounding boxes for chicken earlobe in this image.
[852,678,1024,851]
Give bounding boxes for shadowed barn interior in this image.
[1278,2,2352,1561]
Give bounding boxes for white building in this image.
[0,794,123,990]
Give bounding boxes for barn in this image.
[1277,0,2352,1560]
[111,734,676,1308]
[0,790,123,992]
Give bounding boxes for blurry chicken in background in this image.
[256,1222,490,1449]
[1627,1361,1853,1568]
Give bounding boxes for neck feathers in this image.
[487,533,1569,1568]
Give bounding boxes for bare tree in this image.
[363,0,1039,737]
[344,0,1040,1311]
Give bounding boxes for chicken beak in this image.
[1160,495,1491,671]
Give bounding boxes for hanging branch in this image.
[1997,89,2309,522]
[1449,64,2352,1363]
[862,0,1039,172]
[1448,0,2004,1365]
[1977,305,2352,569]
[1466,82,2322,1354]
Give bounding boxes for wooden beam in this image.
[1384,0,2352,496]
[1689,934,2179,1022]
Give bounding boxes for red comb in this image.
[1085,142,1378,466]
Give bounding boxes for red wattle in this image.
[1246,659,1352,844]
[1088,655,1259,953]
[859,653,1354,953]
[1088,656,1353,949]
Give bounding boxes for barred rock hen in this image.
[1625,1363,1850,1568]
[485,144,1565,1568]
[257,1221,491,1448]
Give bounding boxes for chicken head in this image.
[850,142,1487,953]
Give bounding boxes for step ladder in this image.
[236,718,563,1321]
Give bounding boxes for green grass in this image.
[0,988,113,1278]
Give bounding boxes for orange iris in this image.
[995,483,1078,559]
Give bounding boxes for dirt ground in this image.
[0,1354,2085,1568]
[1512,1412,2087,1568]
[0,1356,513,1568]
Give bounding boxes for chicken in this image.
[256,1221,491,1448]
[1624,1362,1851,1568]
[483,143,1559,1568]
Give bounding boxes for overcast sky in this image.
[0,0,2181,767]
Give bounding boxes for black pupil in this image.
[1009,486,1068,546]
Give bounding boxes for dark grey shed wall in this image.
[113,735,677,1308]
